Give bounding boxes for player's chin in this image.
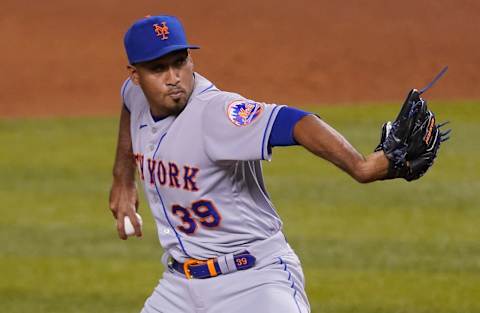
[167,97,188,115]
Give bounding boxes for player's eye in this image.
[174,57,187,67]
[152,64,167,72]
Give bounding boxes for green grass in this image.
[1,102,479,312]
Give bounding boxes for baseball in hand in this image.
[124,213,143,236]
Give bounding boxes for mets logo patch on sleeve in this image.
[227,100,263,126]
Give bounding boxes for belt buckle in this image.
[183,258,219,279]
[183,259,205,280]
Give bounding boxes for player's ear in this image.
[127,65,140,85]
[187,50,194,68]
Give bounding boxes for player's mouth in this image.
[168,89,185,99]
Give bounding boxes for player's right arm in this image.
[109,105,142,239]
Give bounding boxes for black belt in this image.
[169,252,256,279]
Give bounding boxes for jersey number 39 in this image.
[172,200,222,234]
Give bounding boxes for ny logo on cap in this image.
[153,22,169,40]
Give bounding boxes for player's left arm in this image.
[286,90,449,182]
[293,114,388,183]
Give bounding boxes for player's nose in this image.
[166,66,181,85]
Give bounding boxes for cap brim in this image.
[131,45,200,64]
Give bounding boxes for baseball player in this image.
[109,15,448,313]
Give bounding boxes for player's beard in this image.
[170,98,188,116]
[147,88,190,118]
[167,89,190,116]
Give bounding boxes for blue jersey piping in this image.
[198,83,215,95]
[152,133,192,258]
[278,257,303,313]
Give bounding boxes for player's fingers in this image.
[110,205,118,219]
[109,190,119,219]
[128,211,143,237]
[109,201,118,219]
[135,196,139,210]
[116,213,128,240]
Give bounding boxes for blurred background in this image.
[1,0,479,117]
[1,1,479,312]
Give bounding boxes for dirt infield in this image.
[1,0,479,117]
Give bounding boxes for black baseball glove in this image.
[375,89,451,181]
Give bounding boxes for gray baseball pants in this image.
[140,232,310,313]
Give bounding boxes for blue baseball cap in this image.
[124,15,199,64]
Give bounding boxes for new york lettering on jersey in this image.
[134,154,199,192]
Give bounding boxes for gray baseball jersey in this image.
[122,72,285,262]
